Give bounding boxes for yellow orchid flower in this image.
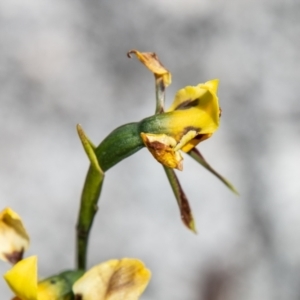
[139,79,220,170]
[4,256,150,300]
[4,256,84,300]
[0,208,30,264]
[127,50,219,167]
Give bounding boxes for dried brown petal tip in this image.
[127,50,136,58]
[4,249,24,264]
[127,49,171,86]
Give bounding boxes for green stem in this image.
[155,77,165,114]
[77,166,104,270]
[76,123,144,270]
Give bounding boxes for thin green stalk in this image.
[155,77,165,114]
[76,123,144,269]
[76,167,104,270]
[76,125,105,269]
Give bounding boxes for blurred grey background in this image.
[1,0,300,299]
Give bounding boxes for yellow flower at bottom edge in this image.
[4,257,151,300]
[139,79,220,170]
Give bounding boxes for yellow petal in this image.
[202,79,219,94]
[4,256,38,300]
[161,80,220,144]
[127,49,171,87]
[167,79,219,115]
[73,258,151,300]
[166,85,208,112]
[141,132,183,170]
[0,208,30,263]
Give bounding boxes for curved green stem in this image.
[77,166,104,270]
[76,123,144,269]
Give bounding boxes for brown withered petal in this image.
[140,132,183,171]
[4,249,24,265]
[127,49,171,87]
[0,208,30,264]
